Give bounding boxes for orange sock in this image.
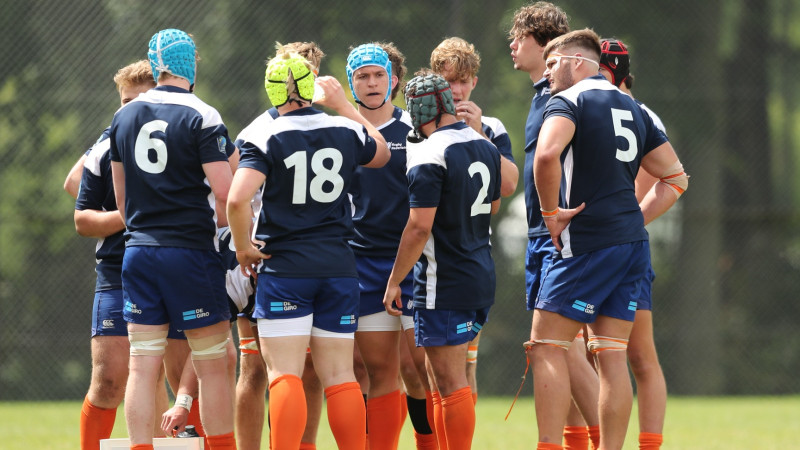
[130,445,154,450]
[563,425,589,450]
[639,432,663,449]
[187,399,205,436]
[80,396,117,450]
[299,443,317,450]
[587,425,600,450]
[537,443,563,450]
[441,387,474,450]
[268,374,306,450]
[206,431,236,450]
[472,392,478,405]
[366,390,404,450]
[424,391,437,435]
[431,391,447,450]
[325,382,366,450]
[399,392,408,430]
[414,430,439,450]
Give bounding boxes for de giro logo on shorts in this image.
[270,301,297,312]
[124,301,142,315]
[571,300,595,315]
[183,308,211,321]
[339,315,356,325]
[457,321,480,334]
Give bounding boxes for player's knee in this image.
[187,332,229,361]
[586,335,629,354]
[129,330,169,357]
[90,371,127,402]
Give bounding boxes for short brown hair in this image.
[276,41,325,73]
[430,37,480,80]
[509,1,570,47]
[113,60,155,92]
[378,42,407,100]
[542,28,601,62]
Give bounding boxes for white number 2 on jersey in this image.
[134,120,169,174]
[611,108,638,163]
[283,148,344,204]
[468,161,492,216]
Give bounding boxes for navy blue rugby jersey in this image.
[233,107,280,149]
[237,107,378,278]
[523,77,556,239]
[349,106,412,257]
[406,121,501,310]
[108,86,233,250]
[75,128,124,291]
[481,116,514,164]
[544,75,669,257]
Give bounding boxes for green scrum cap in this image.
[264,53,315,107]
[403,74,455,142]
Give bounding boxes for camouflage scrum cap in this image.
[599,39,630,87]
[148,29,197,85]
[403,74,455,141]
[264,53,315,107]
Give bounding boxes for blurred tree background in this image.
[1,0,799,400]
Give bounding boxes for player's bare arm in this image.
[202,160,233,227]
[110,161,126,222]
[383,207,436,316]
[64,155,86,199]
[639,142,688,225]
[74,209,125,238]
[227,167,271,278]
[160,356,199,436]
[314,75,390,168]
[534,115,584,250]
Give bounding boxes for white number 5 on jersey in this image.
[611,108,638,163]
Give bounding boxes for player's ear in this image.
[472,76,478,89]
[391,75,399,90]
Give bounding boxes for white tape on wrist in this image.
[175,393,193,411]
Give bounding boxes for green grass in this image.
[2,396,798,449]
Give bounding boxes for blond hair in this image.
[276,41,325,73]
[430,37,480,80]
[542,28,601,62]
[113,60,155,92]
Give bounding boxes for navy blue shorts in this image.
[253,274,360,334]
[91,289,127,337]
[356,256,413,316]
[414,306,490,347]
[121,246,230,330]
[636,265,656,311]
[525,236,557,310]
[535,241,650,323]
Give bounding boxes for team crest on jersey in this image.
[389,141,406,152]
[571,300,595,315]
[217,136,227,155]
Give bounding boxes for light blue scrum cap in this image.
[346,43,392,105]
[148,29,197,86]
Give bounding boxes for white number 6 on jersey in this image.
[134,120,169,174]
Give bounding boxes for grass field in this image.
[2,396,798,449]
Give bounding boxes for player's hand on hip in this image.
[236,245,270,279]
[383,284,403,316]
[544,202,585,251]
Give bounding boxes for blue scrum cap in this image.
[148,29,197,85]
[346,44,392,105]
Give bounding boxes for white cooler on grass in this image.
[100,437,204,449]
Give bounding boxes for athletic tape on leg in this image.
[239,337,259,355]
[586,335,629,353]
[523,338,572,351]
[188,332,229,360]
[129,330,169,356]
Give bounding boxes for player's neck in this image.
[358,102,394,127]
[277,102,309,116]
[157,77,191,91]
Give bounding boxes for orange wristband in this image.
[540,207,559,218]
